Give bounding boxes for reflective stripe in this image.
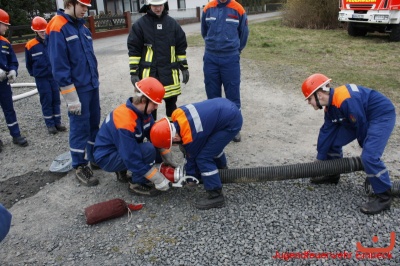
[186,104,203,133]
[7,121,18,127]
[70,147,85,153]
[66,35,78,41]
[206,17,216,21]
[87,141,95,145]
[32,52,43,57]
[43,115,53,119]
[366,168,388,178]
[349,84,359,92]
[226,18,239,24]
[142,45,153,78]
[214,151,224,159]
[201,169,219,176]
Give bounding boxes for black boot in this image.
[194,189,225,210]
[310,174,340,184]
[115,170,130,183]
[360,190,391,215]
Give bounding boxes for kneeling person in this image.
[150,98,243,210]
[94,77,171,196]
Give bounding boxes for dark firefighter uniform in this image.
[318,84,396,194]
[46,9,100,168]
[127,7,188,118]
[25,36,62,128]
[93,99,157,184]
[0,36,23,138]
[171,98,243,191]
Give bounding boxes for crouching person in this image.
[93,77,171,196]
[150,98,243,210]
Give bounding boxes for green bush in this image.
[282,0,340,29]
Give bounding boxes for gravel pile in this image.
[1,18,400,265]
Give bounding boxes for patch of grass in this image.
[187,19,400,103]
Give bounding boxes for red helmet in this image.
[31,16,47,31]
[77,0,92,6]
[0,9,10,26]
[135,77,165,104]
[301,73,331,100]
[150,117,176,149]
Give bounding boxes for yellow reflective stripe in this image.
[171,46,176,62]
[142,68,150,78]
[129,56,140,64]
[145,46,153,62]
[172,68,179,85]
[164,83,181,98]
[60,87,76,95]
[177,55,186,61]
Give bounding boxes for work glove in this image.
[61,86,82,115]
[0,69,6,82]
[178,144,186,157]
[131,75,140,86]
[181,69,189,84]
[160,148,177,168]
[145,166,170,191]
[6,70,16,83]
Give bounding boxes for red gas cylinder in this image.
[159,163,176,183]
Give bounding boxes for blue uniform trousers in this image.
[69,89,100,168]
[326,112,396,194]
[35,77,61,128]
[0,203,12,242]
[95,142,157,184]
[0,81,21,137]
[203,53,241,110]
[197,126,241,191]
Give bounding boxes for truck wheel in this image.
[389,24,400,42]
[347,22,367,37]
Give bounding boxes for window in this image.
[178,0,186,9]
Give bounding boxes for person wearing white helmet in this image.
[128,0,189,121]
[25,16,67,135]
[46,0,101,187]
[0,8,29,150]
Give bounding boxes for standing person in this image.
[0,9,28,150]
[94,77,172,196]
[46,0,101,186]
[301,73,396,215]
[25,16,67,135]
[201,0,249,142]
[150,98,243,210]
[127,0,189,121]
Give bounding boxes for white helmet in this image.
[147,0,167,5]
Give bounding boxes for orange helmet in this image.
[0,9,10,26]
[135,77,165,104]
[301,73,331,100]
[77,0,92,6]
[31,16,47,31]
[150,117,176,149]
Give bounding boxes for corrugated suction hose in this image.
[218,156,399,197]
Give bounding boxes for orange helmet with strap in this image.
[301,73,331,100]
[0,9,10,26]
[77,0,92,6]
[31,17,47,31]
[135,77,165,104]
[150,117,176,149]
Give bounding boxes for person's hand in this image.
[145,167,170,191]
[181,69,189,84]
[0,69,6,82]
[6,70,16,83]
[160,148,177,168]
[67,101,82,115]
[131,75,140,86]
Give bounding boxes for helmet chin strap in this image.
[314,93,323,109]
[144,98,149,115]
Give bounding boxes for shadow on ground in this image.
[0,171,66,209]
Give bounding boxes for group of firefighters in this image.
[0,0,397,221]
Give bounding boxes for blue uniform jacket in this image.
[317,84,395,160]
[201,0,249,56]
[94,98,154,176]
[46,9,99,92]
[0,203,12,242]
[0,36,18,74]
[25,37,53,78]
[172,98,242,174]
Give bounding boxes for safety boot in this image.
[75,165,99,187]
[90,161,101,170]
[48,126,58,135]
[310,174,340,184]
[128,181,161,197]
[12,136,28,147]
[56,124,67,132]
[115,170,130,183]
[360,190,391,215]
[232,132,241,142]
[194,189,225,210]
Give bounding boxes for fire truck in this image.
[338,0,400,41]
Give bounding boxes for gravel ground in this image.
[1,15,400,265]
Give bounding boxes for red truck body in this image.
[338,0,400,41]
